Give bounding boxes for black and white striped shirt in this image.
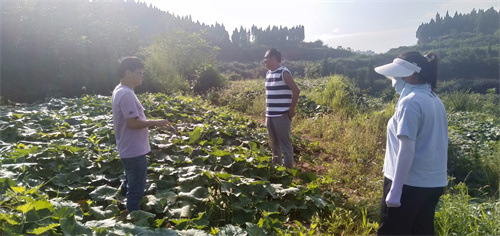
[265,66,292,117]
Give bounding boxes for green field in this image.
[1,77,499,235]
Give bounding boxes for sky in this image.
[141,0,499,53]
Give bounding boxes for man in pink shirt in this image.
[112,56,170,213]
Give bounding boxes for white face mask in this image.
[392,77,406,95]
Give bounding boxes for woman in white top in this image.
[374,51,448,235]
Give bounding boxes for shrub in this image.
[304,62,321,79]
[312,75,367,117]
[193,66,226,94]
[212,80,265,116]
[219,61,261,79]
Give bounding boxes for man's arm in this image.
[126,118,170,129]
[283,71,300,118]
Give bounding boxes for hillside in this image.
[1,1,498,103]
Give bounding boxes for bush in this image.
[304,62,321,79]
[219,61,261,79]
[312,75,367,117]
[141,70,190,95]
[193,66,226,94]
[210,80,265,116]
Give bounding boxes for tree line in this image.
[416,7,499,44]
[231,25,305,47]
[0,0,348,103]
[1,0,498,103]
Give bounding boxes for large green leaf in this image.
[49,198,83,219]
[278,201,298,215]
[0,177,17,193]
[232,209,256,225]
[84,218,116,231]
[177,228,210,236]
[143,194,170,213]
[216,224,247,236]
[89,206,109,220]
[27,223,59,235]
[245,223,267,236]
[129,210,156,227]
[255,201,280,213]
[168,201,195,218]
[0,213,20,225]
[17,201,35,213]
[89,185,118,202]
[306,195,328,208]
[178,186,209,204]
[60,212,93,235]
[188,126,204,144]
[53,170,84,187]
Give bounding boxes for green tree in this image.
[321,56,330,76]
[305,62,321,79]
[366,59,375,89]
[193,66,226,94]
[143,30,219,94]
[1,0,139,102]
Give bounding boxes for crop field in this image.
[0,94,341,235]
[1,77,499,235]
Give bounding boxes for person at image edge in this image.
[374,51,448,235]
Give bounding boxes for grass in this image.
[435,182,500,236]
[208,76,500,235]
[441,88,499,115]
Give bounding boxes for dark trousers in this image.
[378,177,444,236]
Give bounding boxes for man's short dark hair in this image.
[267,48,282,63]
[117,56,144,79]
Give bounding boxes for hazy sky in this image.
[141,0,498,53]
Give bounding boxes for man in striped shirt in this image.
[263,48,300,168]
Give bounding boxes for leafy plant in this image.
[435,182,500,236]
[0,94,337,235]
[447,112,500,197]
[311,75,367,118]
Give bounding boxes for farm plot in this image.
[0,94,336,235]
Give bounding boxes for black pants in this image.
[378,177,444,236]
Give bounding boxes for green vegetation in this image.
[435,182,500,236]
[1,1,498,235]
[2,1,497,103]
[142,30,221,94]
[1,77,498,235]
[0,94,341,235]
[207,76,500,235]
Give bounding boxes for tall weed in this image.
[209,77,499,235]
[441,89,499,115]
[435,182,500,236]
[311,75,367,117]
[307,208,378,235]
[292,103,392,220]
[208,80,265,116]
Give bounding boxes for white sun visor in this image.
[374,58,421,77]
